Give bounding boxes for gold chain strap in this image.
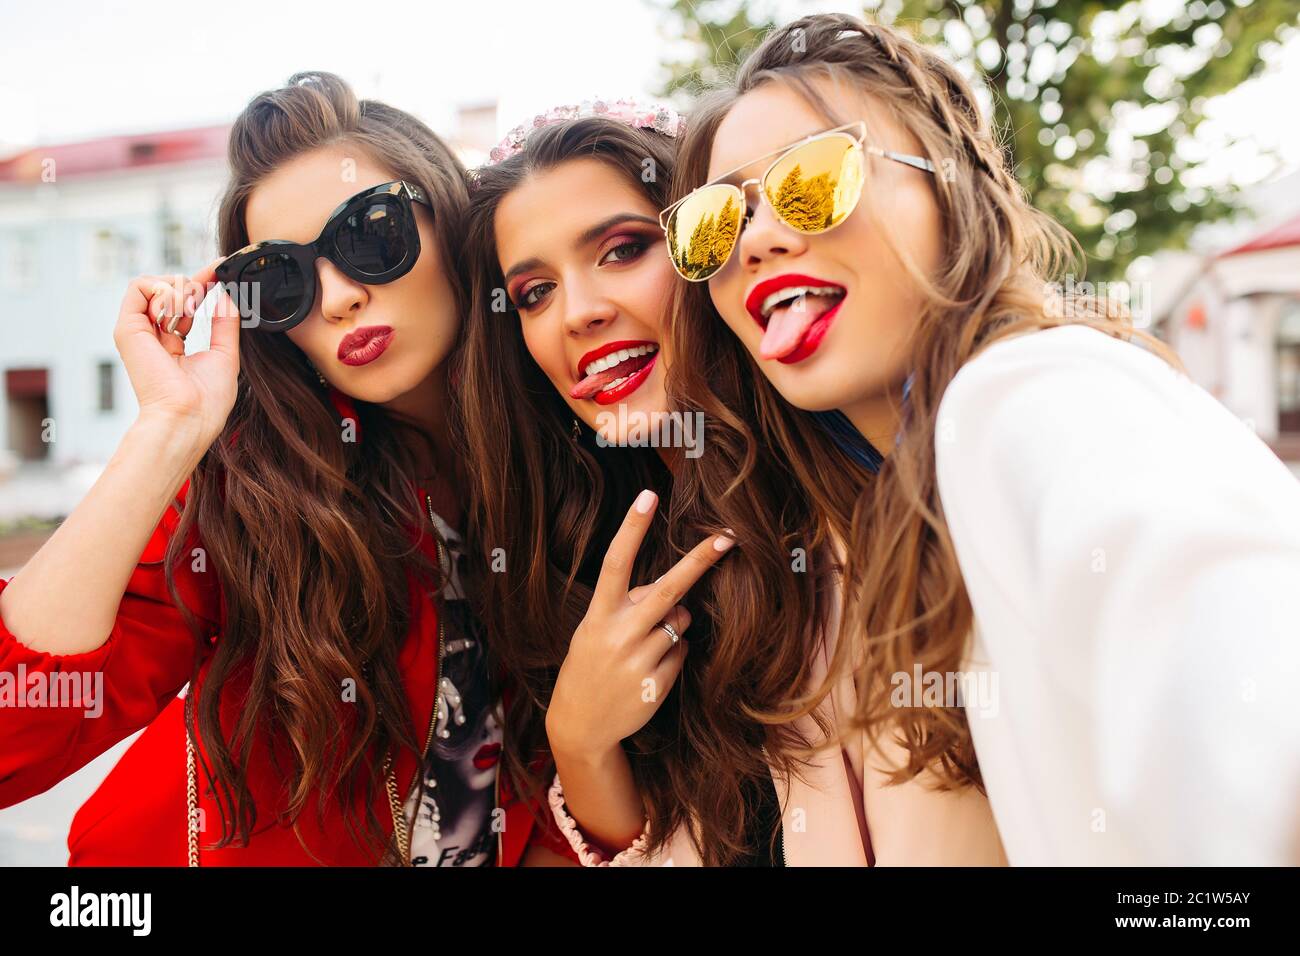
[186,697,199,867]
[186,720,410,867]
[185,733,409,866]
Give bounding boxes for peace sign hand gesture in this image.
[545,489,735,758]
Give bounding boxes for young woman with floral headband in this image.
[661,13,1300,864]
[0,72,575,866]
[459,100,1005,865]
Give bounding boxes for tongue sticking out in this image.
[759,293,842,361]
[570,351,655,400]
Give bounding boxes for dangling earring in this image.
[308,363,327,388]
[571,418,581,442]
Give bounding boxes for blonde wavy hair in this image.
[666,13,1175,789]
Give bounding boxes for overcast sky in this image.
[0,0,680,148]
[1,0,1296,189]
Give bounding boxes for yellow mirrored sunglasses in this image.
[659,121,935,282]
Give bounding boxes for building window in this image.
[90,228,116,282]
[162,218,184,269]
[97,361,115,412]
[119,234,139,275]
[87,229,139,282]
[1,233,37,290]
[1277,301,1300,434]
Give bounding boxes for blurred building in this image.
[1154,211,1300,466]
[0,125,229,467]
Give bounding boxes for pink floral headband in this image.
[486,97,687,165]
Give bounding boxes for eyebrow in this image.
[502,257,544,286]
[502,212,660,286]
[576,212,658,247]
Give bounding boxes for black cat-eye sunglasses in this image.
[215,180,431,332]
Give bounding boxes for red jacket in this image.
[0,483,573,866]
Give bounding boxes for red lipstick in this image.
[569,339,660,405]
[337,326,395,367]
[743,273,847,364]
[473,742,501,771]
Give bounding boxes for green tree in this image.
[653,0,1300,280]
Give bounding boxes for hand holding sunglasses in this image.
[115,259,243,457]
[660,121,935,282]
[215,180,431,332]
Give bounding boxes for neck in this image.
[383,363,456,490]
[840,385,906,458]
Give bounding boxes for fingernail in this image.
[166,313,181,334]
[714,535,735,552]
[634,489,656,514]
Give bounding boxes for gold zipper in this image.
[383,496,446,865]
[420,494,504,867]
[425,494,503,865]
[423,493,446,761]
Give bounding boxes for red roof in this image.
[0,125,230,183]
[1218,211,1300,258]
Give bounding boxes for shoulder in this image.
[934,323,1300,547]
[935,324,1245,493]
[938,324,1187,435]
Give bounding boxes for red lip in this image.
[570,339,660,405]
[473,742,501,771]
[574,339,655,380]
[743,273,847,365]
[592,353,658,405]
[744,273,844,327]
[337,326,395,366]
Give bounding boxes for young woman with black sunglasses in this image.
[0,72,576,866]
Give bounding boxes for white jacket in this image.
[937,325,1300,864]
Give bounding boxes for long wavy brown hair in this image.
[165,72,471,861]
[458,118,842,864]
[666,14,1173,790]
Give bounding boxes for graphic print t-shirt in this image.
[403,511,503,867]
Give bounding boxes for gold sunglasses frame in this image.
[659,121,936,282]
